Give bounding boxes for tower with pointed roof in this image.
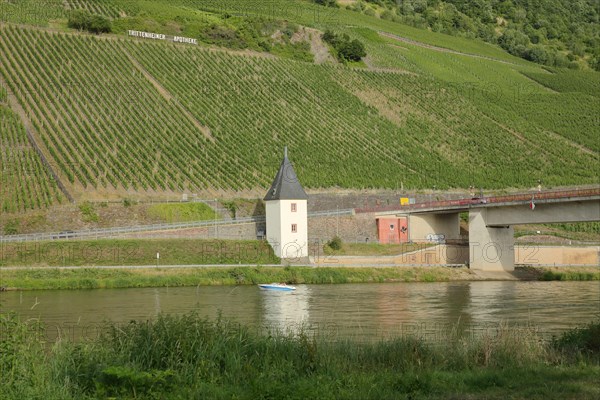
[264,147,308,260]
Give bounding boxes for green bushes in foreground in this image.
[1,312,599,399]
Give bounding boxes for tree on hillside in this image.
[313,0,339,7]
[67,10,90,31]
[498,28,530,57]
[591,55,600,71]
[68,10,111,34]
[88,15,112,34]
[338,39,367,61]
[322,30,367,62]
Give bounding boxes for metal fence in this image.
[0,209,354,243]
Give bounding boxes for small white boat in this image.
[258,283,296,291]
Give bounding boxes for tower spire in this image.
[264,147,307,201]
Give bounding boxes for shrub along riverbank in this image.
[1,312,598,399]
[0,266,598,291]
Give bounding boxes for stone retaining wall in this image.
[515,246,599,266]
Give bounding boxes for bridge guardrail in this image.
[355,188,600,214]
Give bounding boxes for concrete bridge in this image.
[357,188,600,271]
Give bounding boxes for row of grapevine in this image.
[0,105,63,213]
[0,0,64,26]
[64,0,123,18]
[64,0,142,18]
[522,70,600,98]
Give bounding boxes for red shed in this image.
[376,217,408,244]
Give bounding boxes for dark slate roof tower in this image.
[264,147,308,201]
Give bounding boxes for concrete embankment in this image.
[314,245,599,268]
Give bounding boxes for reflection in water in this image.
[469,281,518,324]
[1,281,598,341]
[260,286,311,334]
[444,282,472,332]
[154,288,161,315]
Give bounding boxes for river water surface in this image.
[1,281,598,341]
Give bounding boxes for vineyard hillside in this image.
[0,104,63,212]
[0,0,598,208]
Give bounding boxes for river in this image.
[1,281,598,342]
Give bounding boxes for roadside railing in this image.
[356,187,600,214]
[0,209,354,243]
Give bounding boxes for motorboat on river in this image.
[258,283,296,291]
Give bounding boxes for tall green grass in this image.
[146,202,218,223]
[0,266,470,290]
[0,238,278,267]
[1,312,599,399]
[540,270,600,281]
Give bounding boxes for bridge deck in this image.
[356,188,600,215]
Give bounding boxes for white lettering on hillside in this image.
[174,36,198,45]
[128,30,197,45]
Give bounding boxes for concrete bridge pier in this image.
[469,209,515,271]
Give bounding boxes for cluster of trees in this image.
[322,30,367,62]
[312,0,339,7]
[344,0,600,70]
[67,10,112,34]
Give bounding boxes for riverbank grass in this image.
[0,266,476,290]
[518,266,600,281]
[1,266,598,291]
[1,312,599,399]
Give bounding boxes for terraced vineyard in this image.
[64,0,123,19]
[0,25,256,194]
[0,104,62,212]
[0,0,598,206]
[0,23,597,201]
[0,0,64,26]
[521,70,600,98]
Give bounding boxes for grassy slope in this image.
[0,0,597,206]
[145,202,218,222]
[191,0,533,64]
[0,238,278,267]
[323,242,436,256]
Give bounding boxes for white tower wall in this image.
[266,199,308,259]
